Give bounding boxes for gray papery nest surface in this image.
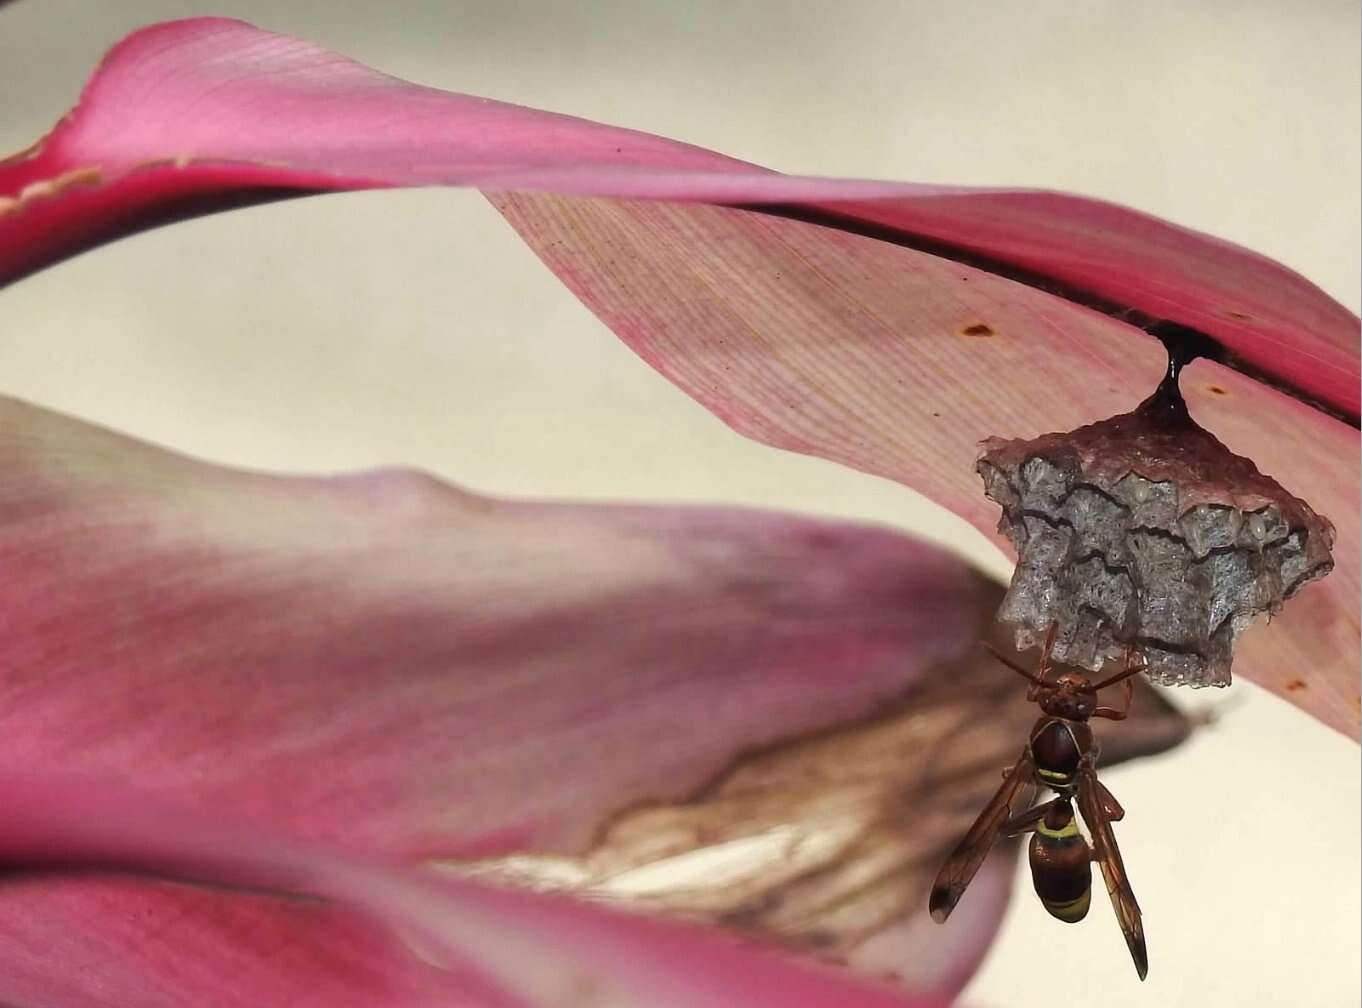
[977,374,1334,687]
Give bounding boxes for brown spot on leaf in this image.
[960,323,994,337]
[1285,679,1307,692]
[1226,310,1254,321]
[1207,385,1228,396]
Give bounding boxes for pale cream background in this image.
[1,2,1358,1005]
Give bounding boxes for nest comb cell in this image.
[976,360,1335,688]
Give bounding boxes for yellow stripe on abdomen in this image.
[1037,818,1081,840]
[1043,889,1091,923]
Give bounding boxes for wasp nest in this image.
[977,368,1334,687]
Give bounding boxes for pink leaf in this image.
[0,397,1191,1004]
[0,772,953,1008]
[1,17,1353,733]
[852,858,1015,994]
[493,195,1360,738]
[0,394,983,859]
[1,17,1354,418]
[0,876,500,1008]
[0,391,1032,1001]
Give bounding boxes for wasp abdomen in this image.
[1029,800,1092,923]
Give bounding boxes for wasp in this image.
[928,627,1150,979]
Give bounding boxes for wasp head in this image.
[1038,672,1097,720]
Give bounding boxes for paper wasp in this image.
[928,627,1150,979]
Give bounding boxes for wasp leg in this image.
[1092,647,1147,719]
[1037,621,1059,681]
[1094,675,1135,721]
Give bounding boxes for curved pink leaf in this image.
[0,396,1017,1002]
[1,19,1351,730]
[0,877,500,1008]
[851,858,1014,994]
[0,773,952,1008]
[0,17,1355,417]
[0,392,982,857]
[491,194,1359,738]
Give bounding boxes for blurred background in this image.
[0,1,1357,1005]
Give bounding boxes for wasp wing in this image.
[929,747,1034,923]
[1093,775,1125,821]
[1076,763,1147,980]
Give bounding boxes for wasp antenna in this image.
[980,641,1047,686]
[1088,662,1150,693]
